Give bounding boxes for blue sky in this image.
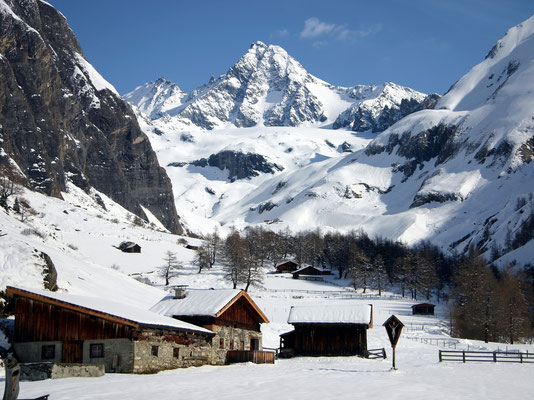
[48,0,534,95]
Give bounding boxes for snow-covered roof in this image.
[292,265,326,274]
[150,289,269,323]
[287,304,372,325]
[7,286,213,335]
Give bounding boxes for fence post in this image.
[493,351,497,363]
[462,351,465,363]
[439,350,442,362]
[520,352,523,364]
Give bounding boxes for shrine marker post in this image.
[383,315,404,370]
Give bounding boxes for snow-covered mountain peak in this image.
[123,77,188,119]
[126,42,429,131]
[438,15,534,112]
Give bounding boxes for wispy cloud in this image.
[271,29,290,38]
[300,17,382,43]
[301,17,337,38]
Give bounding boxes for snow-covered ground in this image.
[1,185,533,399]
[3,275,533,400]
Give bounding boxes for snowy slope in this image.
[130,15,534,265]
[216,15,534,263]
[0,183,201,309]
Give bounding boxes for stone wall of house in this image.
[14,341,62,364]
[132,330,213,374]
[83,338,134,373]
[210,326,263,365]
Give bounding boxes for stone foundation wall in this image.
[83,338,134,373]
[210,326,263,365]
[20,362,104,381]
[14,341,62,364]
[132,330,213,373]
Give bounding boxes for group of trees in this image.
[192,227,533,343]
[451,247,532,344]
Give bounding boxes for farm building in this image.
[280,304,373,357]
[411,303,435,315]
[291,265,329,280]
[118,241,141,253]
[275,260,300,273]
[150,288,272,364]
[6,286,215,375]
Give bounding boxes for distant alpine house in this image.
[280,304,373,357]
[6,286,214,375]
[150,288,271,364]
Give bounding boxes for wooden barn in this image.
[150,288,272,364]
[280,304,373,357]
[411,303,435,315]
[6,286,215,374]
[291,265,326,280]
[118,241,141,253]
[275,260,300,273]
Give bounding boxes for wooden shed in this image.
[280,304,373,357]
[411,303,435,315]
[6,286,214,374]
[118,241,141,253]
[275,260,300,273]
[291,265,326,280]
[150,289,272,364]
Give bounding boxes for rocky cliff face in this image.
[333,83,438,133]
[0,0,182,233]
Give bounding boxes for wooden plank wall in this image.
[292,324,367,356]
[216,297,261,331]
[14,297,133,342]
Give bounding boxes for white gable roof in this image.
[8,286,213,335]
[287,304,372,325]
[150,289,241,318]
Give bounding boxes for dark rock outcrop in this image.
[40,252,57,291]
[191,150,283,180]
[0,0,182,233]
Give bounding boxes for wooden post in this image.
[439,350,442,362]
[392,345,396,370]
[462,350,465,363]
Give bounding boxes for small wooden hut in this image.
[275,260,300,273]
[411,303,435,315]
[118,241,141,253]
[280,304,373,357]
[6,286,214,374]
[291,265,325,280]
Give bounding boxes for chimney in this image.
[173,285,188,299]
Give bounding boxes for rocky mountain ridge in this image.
[0,0,182,233]
[126,42,434,132]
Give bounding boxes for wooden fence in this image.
[439,350,534,364]
[366,348,387,360]
[226,350,276,364]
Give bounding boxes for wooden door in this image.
[62,340,83,363]
[250,338,259,350]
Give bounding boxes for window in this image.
[229,340,234,350]
[173,348,180,358]
[151,345,159,356]
[219,338,224,348]
[41,344,55,360]
[90,343,104,358]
